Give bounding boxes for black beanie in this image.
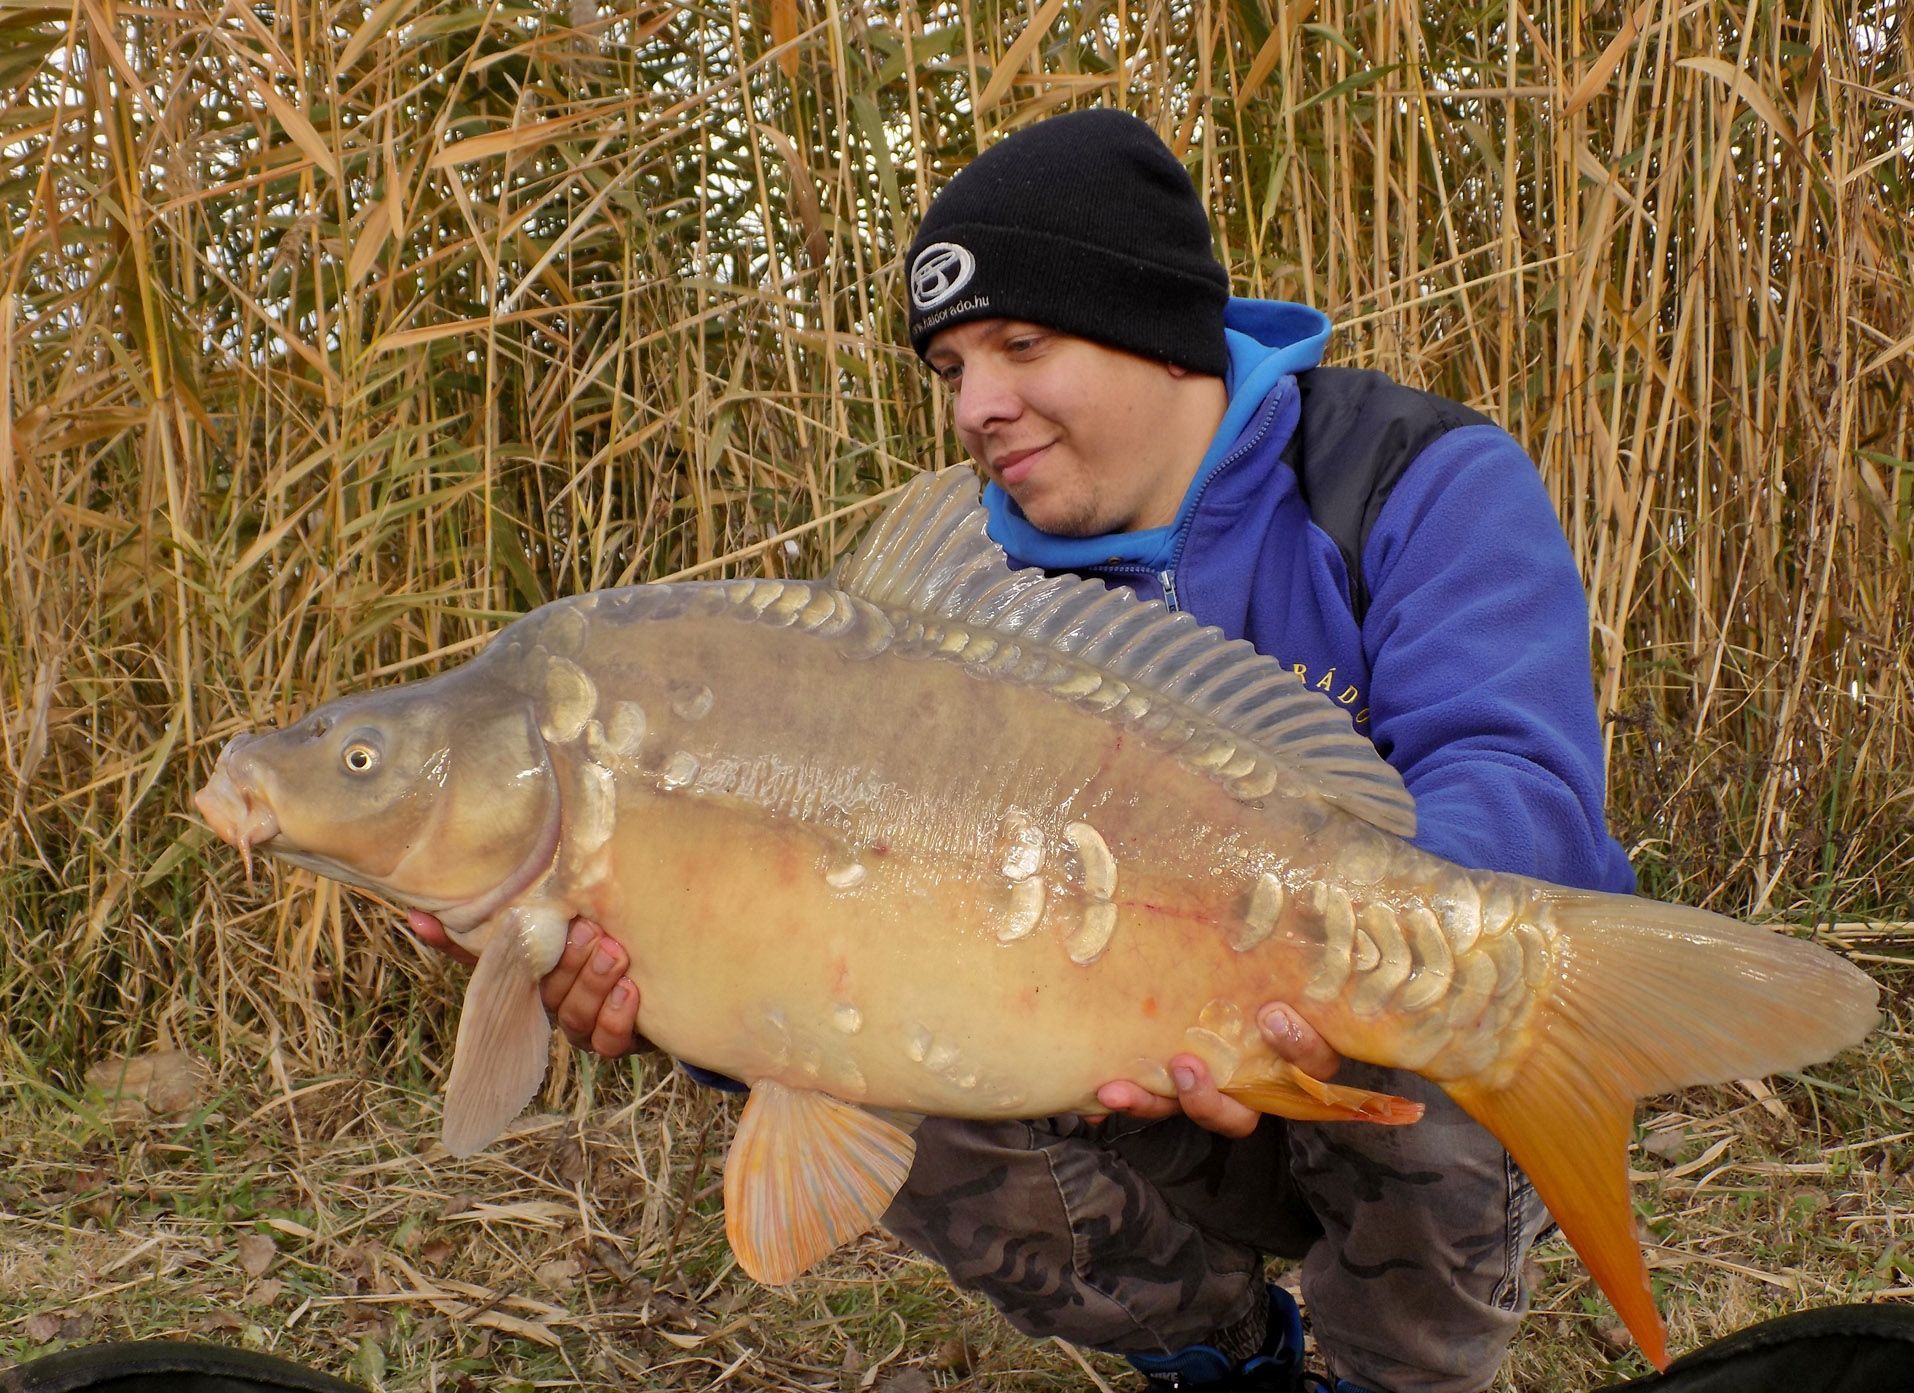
[905,109,1231,377]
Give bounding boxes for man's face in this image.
[924,319,1203,538]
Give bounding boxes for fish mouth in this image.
[194,738,281,882]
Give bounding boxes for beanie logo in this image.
[910,242,977,312]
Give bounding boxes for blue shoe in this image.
[1127,1284,1306,1391]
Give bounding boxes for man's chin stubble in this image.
[1021,489,1101,538]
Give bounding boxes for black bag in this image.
[0,1342,366,1393]
[1611,1305,1914,1392]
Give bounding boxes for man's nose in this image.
[952,359,1019,435]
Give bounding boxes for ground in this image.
[2,965,1907,1393]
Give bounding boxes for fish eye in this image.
[341,741,380,775]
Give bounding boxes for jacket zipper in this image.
[1163,383,1290,583]
[1064,383,1294,609]
[1088,386,1290,612]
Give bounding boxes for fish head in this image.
[194,678,561,928]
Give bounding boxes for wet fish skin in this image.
[200,676,563,930]
[194,468,1880,1372]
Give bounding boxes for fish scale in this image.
[195,466,1879,1372]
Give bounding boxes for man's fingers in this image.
[1169,1056,1262,1139]
[553,928,627,1049]
[540,920,601,1017]
[590,977,644,1059]
[1094,1080,1181,1121]
[412,908,644,1060]
[406,910,476,966]
[1258,1004,1343,1080]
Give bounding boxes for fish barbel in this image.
[195,468,1877,1369]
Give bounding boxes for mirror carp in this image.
[196,468,1880,1369]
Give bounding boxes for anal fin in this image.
[723,1080,917,1284]
[1222,1058,1423,1125]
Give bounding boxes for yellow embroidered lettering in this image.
[1354,707,1369,725]
[1338,686,1360,705]
[1315,669,1335,693]
[1293,663,1309,680]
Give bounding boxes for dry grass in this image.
[0,1057,1110,1390]
[0,988,1908,1390]
[2,0,1912,1387]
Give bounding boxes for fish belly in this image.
[593,788,1338,1117]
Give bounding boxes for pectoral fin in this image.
[1222,1057,1423,1125]
[723,1079,917,1284]
[441,907,568,1157]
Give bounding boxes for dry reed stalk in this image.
[0,0,1906,1179]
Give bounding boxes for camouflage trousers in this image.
[881,1063,1549,1393]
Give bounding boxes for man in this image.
[415,108,1635,1393]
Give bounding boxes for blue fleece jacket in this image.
[685,301,1632,1091]
[985,299,1635,892]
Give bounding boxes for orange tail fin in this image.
[1448,888,1880,1373]
[1448,1064,1666,1369]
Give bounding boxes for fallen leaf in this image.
[25,1312,62,1342]
[354,1334,387,1388]
[874,1372,934,1393]
[60,1314,100,1342]
[471,1309,560,1348]
[420,1237,454,1268]
[1593,1319,1633,1355]
[237,1233,277,1277]
[587,1238,638,1283]
[245,1279,287,1307]
[339,1244,380,1283]
[84,1049,210,1120]
[534,1257,579,1292]
[1640,1128,1688,1161]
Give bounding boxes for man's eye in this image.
[935,365,962,385]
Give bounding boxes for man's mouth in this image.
[992,443,1050,486]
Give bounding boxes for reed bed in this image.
[2,0,1910,1386]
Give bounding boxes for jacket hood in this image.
[983,298,1332,571]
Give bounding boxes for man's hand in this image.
[406,911,650,1059]
[1094,1005,1341,1138]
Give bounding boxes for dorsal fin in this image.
[834,468,1415,838]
